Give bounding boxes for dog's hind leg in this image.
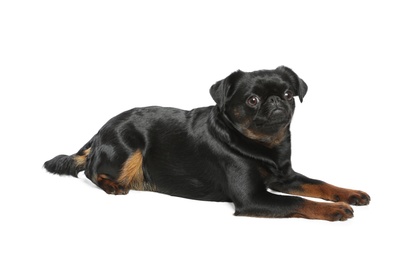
[88,150,146,195]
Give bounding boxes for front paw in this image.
[329,202,354,221]
[332,189,370,205]
[345,190,370,205]
[295,201,354,221]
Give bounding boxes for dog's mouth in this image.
[254,109,290,128]
[269,107,285,117]
[255,118,286,128]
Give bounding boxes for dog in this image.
[44,66,370,221]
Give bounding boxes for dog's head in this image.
[210,66,308,147]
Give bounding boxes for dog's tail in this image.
[43,139,93,177]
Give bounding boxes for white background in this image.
[1,1,415,259]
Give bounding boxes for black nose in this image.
[267,96,281,104]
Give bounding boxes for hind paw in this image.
[96,174,129,195]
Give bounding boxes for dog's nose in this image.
[267,96,281,104]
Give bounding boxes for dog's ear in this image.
[210,70,244,110]
[276,66,308,102]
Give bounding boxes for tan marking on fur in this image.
[291,183,338,201]
[143,182,157,192]
[97,173,128,195]
[74,148,91,167]
[258,167,272,182]
[243,124,288,148]
[117,150,145,191]
[235,200,353,221]
[292,200,354,221]
[267,125,288,147]
[232,107,242,118]
[287,183,370,205]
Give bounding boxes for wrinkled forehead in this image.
[236,73,290,96]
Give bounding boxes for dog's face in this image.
[210,66,308,147]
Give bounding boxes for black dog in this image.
[44,66,370,221]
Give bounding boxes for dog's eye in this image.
[284,90,294,101]
[246,95,260,107]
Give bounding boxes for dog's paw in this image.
[333,190,370,206]
[96,174,130,195]
[294,201,354,221]
[327,202,354,221]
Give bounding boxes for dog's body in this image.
[44,66,370,221]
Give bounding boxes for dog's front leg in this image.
[232,190,355,221]
[269,174,370,205]
[270,139,370,205]
[228,171,354,221]
[268,173,371,206]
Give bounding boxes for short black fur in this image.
[44,66,370,221]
